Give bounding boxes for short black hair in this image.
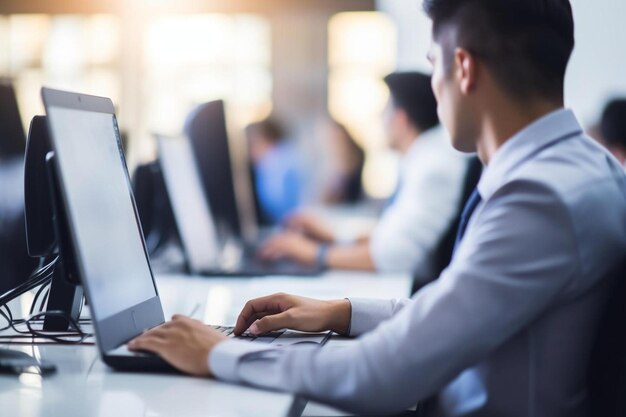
[601,99,626,148]
[423,0,575,101]
[245,118,286,144]
[383,72,439,132]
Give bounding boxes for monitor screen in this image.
[158,136,221,272]
[46,106,157,320]
[185,100,242,238]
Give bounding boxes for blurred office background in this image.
[0,0,623,272]
[1,0,626,204]
[1,0,625,199]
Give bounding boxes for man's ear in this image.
[454,48,477,95]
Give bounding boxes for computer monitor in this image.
[185,100,242,239]
[0,81,34,297]
[157,134,221,273]
[0,81,26,159]
[24,115,84,331]
[42,88,164,351]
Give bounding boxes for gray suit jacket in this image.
[211,109,626,416]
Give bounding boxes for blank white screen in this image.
[47,106,156,319]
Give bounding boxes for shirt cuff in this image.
[209,339,275,383]
[347,298,397,337]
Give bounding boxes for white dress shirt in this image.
[210,109,626,416]
[370,126,468,274]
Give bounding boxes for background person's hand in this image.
[284,213,335,243]
[258,232,320,265]
[234,293,351,337]
[128,315,227,376]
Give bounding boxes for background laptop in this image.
[157,134,324,276]
[41,88,328,372]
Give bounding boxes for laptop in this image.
[41,88,329,372]
[157,134,324,276]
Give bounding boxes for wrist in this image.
[323,232,337,244]
[206,335,228,377]
[315,244,330,268]
[327,299,352,336]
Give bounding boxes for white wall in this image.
[377,0,432,72]
[377,0,626,126]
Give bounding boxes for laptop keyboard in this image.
[211,325,236,337]
[108,326,329,361]
[210,325,286,344]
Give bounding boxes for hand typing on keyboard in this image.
[129,315,228,376]
[211,325,286,343]
[234,293,351,337]
[128,293,347,377]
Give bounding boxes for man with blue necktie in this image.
[130,0,626,415]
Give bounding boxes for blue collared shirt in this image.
[210,109,626,416]
[253,142,302,223]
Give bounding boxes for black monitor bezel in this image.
[41,87,164,353]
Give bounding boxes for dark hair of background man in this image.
[423,0,575,101]
[601,99,626,149]
[245,118,286,144]
[383,72,440,133]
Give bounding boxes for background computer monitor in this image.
[23,115,84,331]
[157,135,221,273]
[184,100,242,239]
[0,81,35,295]
[0,81,26,159]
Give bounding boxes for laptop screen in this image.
[46,105,157,320]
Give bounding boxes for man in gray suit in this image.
[130,0,626,415]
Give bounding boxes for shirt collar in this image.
[477,108,583,200]
[403,125,442,163]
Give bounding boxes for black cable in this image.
[24,310,92,344]
[2,304,89,343]
[0,270,53,306]
[2,305,31,337]
[0,257,58,307]
[30,278,52,316]
[0,271,53,310]
[0,305,92,344]
[0,256,92,345]
[0,307,11,332]
[38,287,50,313]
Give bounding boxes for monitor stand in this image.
[42,152,83,332]
[43,265,83,332]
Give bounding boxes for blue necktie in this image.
[453,189,482,253]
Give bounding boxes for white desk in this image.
[0,272,411,417]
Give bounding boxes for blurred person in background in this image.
[318,118,365,205]
[600,98,626,168]
[246,118,303,225]
[258,72,469,274]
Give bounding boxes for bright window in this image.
[0,14,121,132]
[328,12,397,199]
[0,13,271,165]
[142,14,272,158]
